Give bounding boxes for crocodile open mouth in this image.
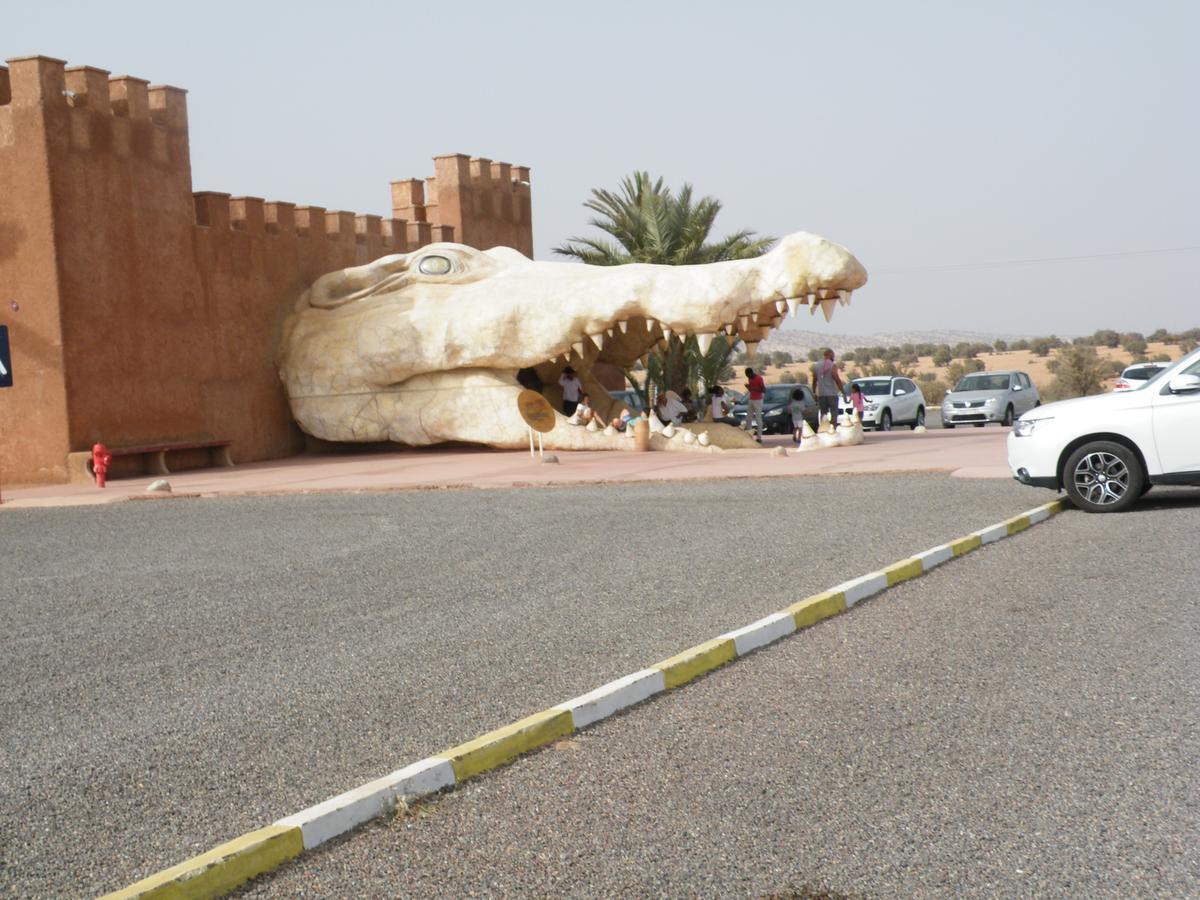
[516,286,857,416]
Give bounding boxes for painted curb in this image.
[102,497,1068,898]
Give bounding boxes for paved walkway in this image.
[0,428,1012,509]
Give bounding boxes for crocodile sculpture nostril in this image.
[278,231,867,451]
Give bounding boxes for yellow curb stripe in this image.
[100,825,303,900]
[785,591,847,629]
[949,534,982,556]
[1006,514,1032,535]
[653,638,737,689]
[437,708,574,782]
[884,557,923,587]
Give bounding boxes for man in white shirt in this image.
[558,366,583,415]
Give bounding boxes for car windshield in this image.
[765,386,798,404]
[1122,365,1164,381]
[854,380,891,396]
[955,374,1010,392]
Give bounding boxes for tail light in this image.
[1114,379,1130,391]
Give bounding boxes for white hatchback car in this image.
[1008,348,1200,512]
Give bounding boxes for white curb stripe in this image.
[554,668,666,729]
[275,757,455,849]
[974,522,1009,544]
[1027,507,1051,525]
[723,611,797,656]
[837,572,889,607]
[914,543,955,572]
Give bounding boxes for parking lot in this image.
[241,488,1200,898]
[0,475,1042,897]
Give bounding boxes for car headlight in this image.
[766,408,782,417]
[865,402,879,411]
[1013,416,1052,437]
[984,398,998,407]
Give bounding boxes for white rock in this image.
[604,424,616,436]
[682,429,697,444]
[698,431,710,446]
[585,418,600,432]
[146,479,172,493]
[662,422,676,438]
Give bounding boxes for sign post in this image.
[516,389,555,461]
[0,325,12,505]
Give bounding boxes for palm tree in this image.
[555,172,773,400]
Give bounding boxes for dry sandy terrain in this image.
[754,341,1188,391]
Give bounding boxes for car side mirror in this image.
[1167,374,1200,394]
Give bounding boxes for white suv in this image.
[838,376,927,430]
[1008,348,1200,512]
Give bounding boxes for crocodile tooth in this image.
[738,315,751,331]
[839,289,852,306]
[696,333,715,354]
[618,320,630,333]
[820,299,837,322]
[661,325,672,340]
[818,288,829,299]
[590,332,606,349]
[775,300,787,314]
[785,298,798,318]
[645,318,656,332]
[807,293,818,306]
[572,340,585,357]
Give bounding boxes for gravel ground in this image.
[0,476,1041,897]
[241,488,1200,899]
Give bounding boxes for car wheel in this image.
[880,409,892,431]
[1002,405,1014,427]
[1063,441,1144,514]
[943,421,955,429]
[911,407,925,430]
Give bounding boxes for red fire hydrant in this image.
[92,443,112,488]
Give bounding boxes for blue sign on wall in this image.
[0,325,11,388]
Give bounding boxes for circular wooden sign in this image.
[517,389,557,433]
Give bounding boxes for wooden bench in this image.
[67,440,234,484]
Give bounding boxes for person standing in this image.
[789,388,807,446]
[744,367,766,441]
[811,349,845,425]
[558,366,583,416]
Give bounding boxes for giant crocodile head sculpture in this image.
[278,231,867,451]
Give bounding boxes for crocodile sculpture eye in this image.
[418,255,452,276]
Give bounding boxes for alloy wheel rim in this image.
[1073,451,1129,505]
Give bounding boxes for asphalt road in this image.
[0,476,1041,897]
[241,488,1200,899]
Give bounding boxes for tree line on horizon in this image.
[730,326,1198,405]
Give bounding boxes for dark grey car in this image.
[729,384,818,434]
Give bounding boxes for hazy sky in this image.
[8,1,1198,336]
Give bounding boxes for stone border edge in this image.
[101,497,1068,899]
